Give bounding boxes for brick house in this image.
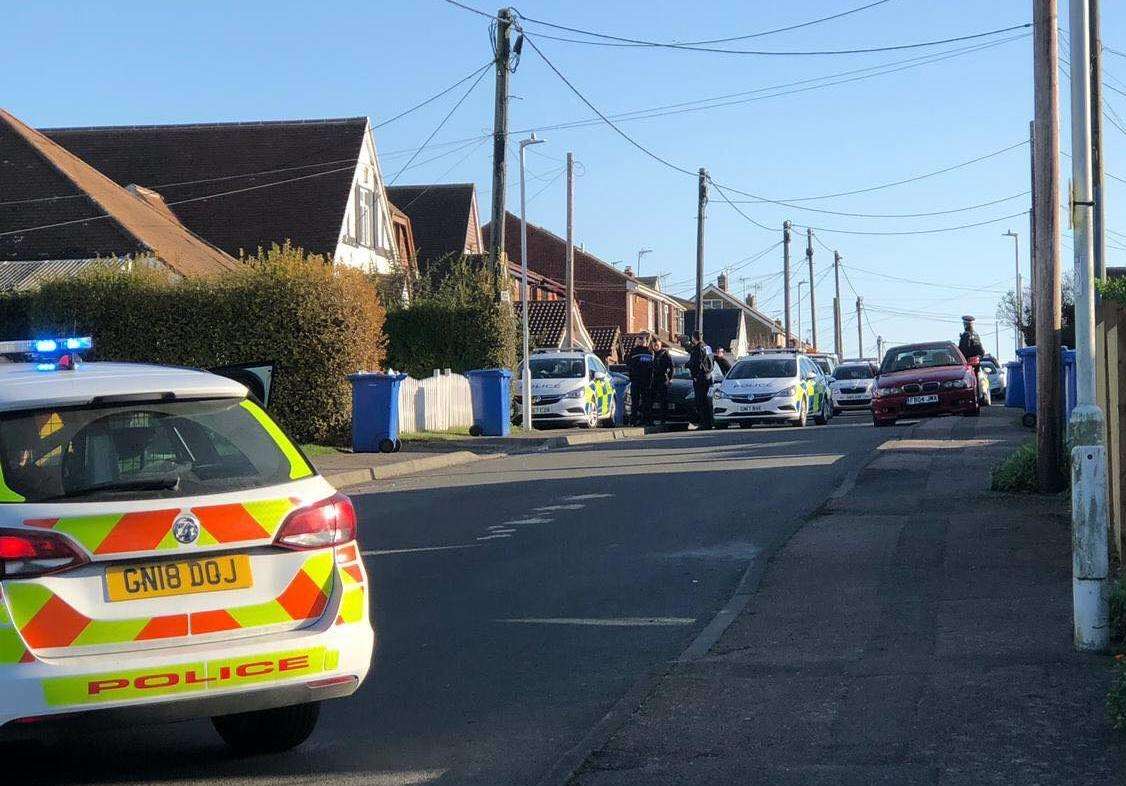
[484,212,686,345]
[388,183,564,301]
[700,273,784,349]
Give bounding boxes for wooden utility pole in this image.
[833,250,843,359]
[806,228,817,351]
[1029,120,1037,316]
[856,297,864,358]
[564,152,575,348]
[1033,0,1064,492]
[488,8,514,277]
[783,221,792,348]
[696,169,708,343]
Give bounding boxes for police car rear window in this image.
[0,398,307,503]
[727,359,796,379]
[527,358,585,379]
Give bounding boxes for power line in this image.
[386,64,489,185]
[843,262,1006,293]
[735,140,1029,204]
[792,210,1029,237]
[373,61,492,129]
[515,0,898,49]
[511,9,1031,57]
[726,190,1030,219]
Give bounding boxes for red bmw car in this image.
[870,341,980,427]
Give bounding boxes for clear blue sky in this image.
[5,0,1124,362]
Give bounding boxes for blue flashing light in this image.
[34,339,58,353]
[64,337,92,351]
[36,363,57,372]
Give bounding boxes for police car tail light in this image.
[274,493,357,550]
[0,528,89,579]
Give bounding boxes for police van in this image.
[513,349,616,428]
[0,338,373,752]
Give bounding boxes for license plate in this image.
[105,555,253,602]
[532,405,550,414]
[906,394,939,406]
[739,404,767,413]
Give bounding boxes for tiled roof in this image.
[0,258,124,292]
[0,109,241,277]
[386,184,478,271]
[588,325,621,356]
[685,309,744,352]
[41,117,367,258]
[515,300,568,347]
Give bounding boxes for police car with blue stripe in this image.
[513,349,616,429]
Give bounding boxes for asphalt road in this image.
[15,414,886,786]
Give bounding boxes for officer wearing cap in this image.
[958,315,985,361]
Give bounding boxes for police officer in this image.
[958,315,985,360]
[713,347,733,375]
[688,331,715,429]
[626,333,655,425]
[651,338,674,424]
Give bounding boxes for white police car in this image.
[513,349,616,429]
[828,360,878,414]
[0,338,372,752]
[711,352,831,428]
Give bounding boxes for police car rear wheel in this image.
[213,701,321,754]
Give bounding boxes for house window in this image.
[703,299,723,310]
[647,300,656,331]
[357,186,374,247]
[660,304,669,334]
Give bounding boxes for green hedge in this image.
[383,256,516,378]
[2,245,385,444]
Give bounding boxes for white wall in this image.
[334,120,398,275]
[397,371,475,433]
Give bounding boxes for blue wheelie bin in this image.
[1061,347,1077,422]
[1004,360,1025,409]
[349,372,408,453]
[1017,346,1037,427]
[611,375,631,426]
[467,368,513,437]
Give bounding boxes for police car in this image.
[711,351,831,428]
[0,338,373,752]
[513,349,616,428]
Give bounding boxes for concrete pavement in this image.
[571,408,1126,785]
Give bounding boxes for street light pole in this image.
[1003,230,1022,353]
[1067,0,1109,653]
[797,280,806,350]
[519,133,545,431]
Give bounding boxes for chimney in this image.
[717,272,728,291]
[624,265,634,277]
[746,293,757,309]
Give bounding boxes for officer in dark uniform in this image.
[651,339,674,424]
[688,331,715,429]
[626,334,655,425]
[958,315,985,360]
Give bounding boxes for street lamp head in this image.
[521,132,546,149]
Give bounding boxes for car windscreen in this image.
[813,358,833,374]
[672,360,692,379]
[880,346,964,374]
[981,361,998,373]
[833,364,874,380]
[0,398,307,503]
[526,358,585,379]
[727,359,796,379]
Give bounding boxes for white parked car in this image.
[0,338,372,752]
[712,353,831,428]
[513,350,616,429]
[829,361,878,414]
[980,358,1006,400]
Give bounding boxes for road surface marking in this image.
[477,533,513,541]
[362,544,482,556]
[487,526,517,533]
[505,517,552,525]
[563,493,615,500]
[536,504,586,511]
[497,617,696,627]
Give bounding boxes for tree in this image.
[996,274,1075,348]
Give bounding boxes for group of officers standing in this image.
[624,331,733,428]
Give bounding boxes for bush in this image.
[384,255,516,378]
[1111,579,1126,649]
[1109,657,1126,731]
[990,440,1039,493]
[18,243,385,444]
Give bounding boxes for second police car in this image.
[514,349,616,428]
[711,351,832,428]
[0,338,373,752]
